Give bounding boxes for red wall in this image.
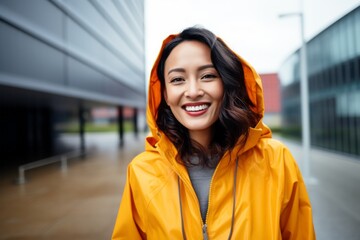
[260,73,281,113]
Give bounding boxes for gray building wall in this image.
[279,6,360,157]
[0,0,146,166]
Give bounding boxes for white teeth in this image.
[185,104,209,112]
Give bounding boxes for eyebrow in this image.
[198,64,215,71]
[167,64,215,75]
[167,68,185,75]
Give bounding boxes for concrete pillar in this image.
[133,108,138,139]
[78,105,85,155]
[117,106,124,147]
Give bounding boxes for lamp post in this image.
[279,12,313,183]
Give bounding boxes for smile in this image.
[184,104,209,112]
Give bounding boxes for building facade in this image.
[0,0,146,166]
[279,6,360,157]
[260,73,282,129]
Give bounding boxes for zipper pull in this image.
[202,224,209,240]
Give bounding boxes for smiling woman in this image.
[112,27,316,240]
[163,41,224,148]
[156,29,259,169]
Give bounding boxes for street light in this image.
[279,12,314,184]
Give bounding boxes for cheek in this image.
[164,87,181,106]
[213,82,224,101]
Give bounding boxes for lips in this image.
[183,103,210,112]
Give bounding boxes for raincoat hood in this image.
[146,33,271,155]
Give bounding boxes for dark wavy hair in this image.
[156,27,260,167]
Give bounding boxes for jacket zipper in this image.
[202,162,220,240]
[202,223,209,240]
[178,157,238,240]
[179,174,206,240]
[200,192,208,240]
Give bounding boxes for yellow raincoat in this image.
[112,34,315,240]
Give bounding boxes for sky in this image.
[144,0,359,75]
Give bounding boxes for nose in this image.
[185,80,204,98]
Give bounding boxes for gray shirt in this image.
[187,157,216,222]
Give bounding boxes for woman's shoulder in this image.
[129,150,166,170]
[126,150,175,196]
[254,137,297,168]
[128,150,174,182]
[125,150,176,208]
[258,137,290,153]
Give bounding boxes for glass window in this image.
[344,13,353,61]
[330,25,340,67]
[355,8,360,55]
[338,20,347,63]
[322,30,331,69]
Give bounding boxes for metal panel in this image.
[0,0,146,104]
[0,21,65,85]
[0,0,63,39]
[52,0,142,74]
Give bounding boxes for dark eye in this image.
[201,74,217,80]
[170,77,184,84]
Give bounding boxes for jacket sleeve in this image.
[112,163,146,240]
[280,148,316,240]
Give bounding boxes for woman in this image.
[112,27,315,239]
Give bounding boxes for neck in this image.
[189,129,213,149]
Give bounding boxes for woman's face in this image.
[163,40,224,144]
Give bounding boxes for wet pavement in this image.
[274,135,360,240]
[0,132,359,239]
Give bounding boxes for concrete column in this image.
[78,105,85,155]
[117,106,124,147]
[133,108,138,139]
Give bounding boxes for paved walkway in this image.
[0,132,359,239]
[273,135,360,240]
[0,132,144,240]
